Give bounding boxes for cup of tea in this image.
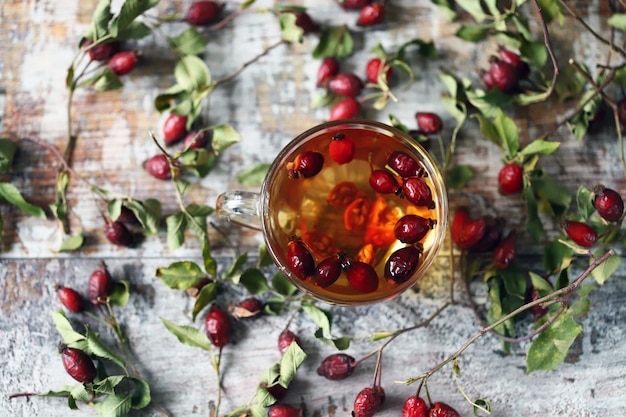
[216,119,448,305]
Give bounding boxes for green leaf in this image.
[58,233,84,252]
[576,185,594,221]
[154,84,189,112]
[129,377,151,409]
[302,304,332,335]
[94,393,132,417]
[239,268,270,294]
[279,12,304,43]
[185,203,213,236]
[156,261,207,290]
[238,163,270,186]
[249,404,269,417]
[313,328,351,350]
[0,182,46,219]
[161,318,213,351]
[225,252,249,279]
[52,310,85,344]
[466,88,514,119]
[520,139,560,157]
[526,311,582,373]
[108,199,123,222]
[110,0,159,37]
[258,243,274,268]
[170,27,209,56]
[430,0,457,21]
[456,25,491,42]
[255,384,278,407]
[93,68,123,91]
[166,212,187,250]
[570,284,595,318]
[498,267,527,300]
[211,124,242,154]
[455,0,489,21]
[397,38,437,60]
[109,280,130,307]
[529,272,552,295]
[83,0,112,41]
[278,341,307,387]
[85,328,126,368]
[531,171,572,217]
[535,0,564,24]
[608,13,626,30]
[175,55,211,91]
[124,198,161,236]
[312,25,353,59]
[543,240,574,273]
[192,281,217,321]
[524,189,543,241]
[472,113,501,148]
[494,109,519,158]
[519,40,548,71]
[591,249,621,285]
[258,363,280,387]
[71,384,91,403]
[202,238,217,277]
[271,271,297,296]
[0,138,17,173]
[93,375,126,396]
[446,164,474,189]
[116,21,152,40]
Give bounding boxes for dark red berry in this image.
[87,262,114,305]
[290,10,319,33]
[57,286,85,313]
[268,404,302,417]
[287,151,324,179]
[262,382,288,401]
[488,58,519,93]
[144,154,172,180]
[230,297,263,320]
[60,345,97,384]
[388,151,423,178]
[428,402,460,417]
[185,1,224,26]
[278,329,302,354]
[369,169,401,195]
[365,58,391,84]
[562,220,597,248]
[329,132,355,164]
[402,395,428,417]
[116,206,139,225]
[481,69,495,91]
[183,130,211,149]
[317,57,340,87]
[104,221,134,247]
[498,163,524,194]
[163,114,188,145]
[287,239,315,280]
[451,208,469,247]
[592,184,624,222]
[313,254,344,287]
[107,51,137,76]
[328,73,364,97]
[384,246,421,284]
[415,112,443,135]
[357,3,385,26]
[394,215,435,244]
[84,40,119,62]
[456,217,486,249]
[402,177,435,208]
[346,261,379,293]
[205,304,231,348]
[499,47,530,80]
[493,231,516,269]
[330,97,361,120]
[340,0,370,9]
[352,386,382,417]
[468,216,503,253]
[317,353,357,380]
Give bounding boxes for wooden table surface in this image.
[1,1,626,416]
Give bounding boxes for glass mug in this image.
[216,119,448,306]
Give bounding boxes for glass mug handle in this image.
[215,191,263,230]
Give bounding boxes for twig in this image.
[213,40,286,87]
[530,0,559,98]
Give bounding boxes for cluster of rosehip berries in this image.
[83,39,138,76]
[102,206,143,248]
[481,47,530,94]
[338,0,387,27]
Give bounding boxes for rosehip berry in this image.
[60,345,97,384]
[287,239,315,280]
[562,220,598,248]
[450,208,470,247]
[185,1,224,26]
[402,177,435,208]
[388,151,424,178]
[278,328,302,354]
[369,169,401,194]
[365,57,391,84]
[261,382,288,401]
[87,262,114,305]
[415,112,443,135]
[402,395,428,417]
[290,10,319,33]
[268,404,302,417]
[592,184,624,222]
[488,58,519,93]
[115,206,139,225]
[313,254,344,287]
[144,154,172,180]
[339,0,370,9]
[329,132,355,164]
[384,246,421,283]
[346,261,379,293]
[231,297,263,320]
[481,69,495,91]
[205,304,231,348]
[317,353,357,380]
[493,231,516,269]
[183,130,211,149]
[287,151,324,179]
[394,215,435,244]
[107,51,137,76]
[57,286,85,313]
[357,3,385,26]
[352,386,383,417]
[317,57,340,87]
[499,47,530,80]
[329,97,361,120]
[328,181,359,207]
[498,163,524,194]
[456,217,486,249]
[84,40,119,62]
[328,73,364,97]
[163,113,188,145]
[428,401,460,417]
[104,221,134,247]
[468,216,503,253]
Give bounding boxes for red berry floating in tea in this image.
[388,151,425,177]
[402,177,435,208]
[346,260,379,293]
[369,169,401,195]
[329,132,355,164]
[384,246,421,283]
[313,253,344,287]
[287,150,324,179]
[286,239,315,280]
